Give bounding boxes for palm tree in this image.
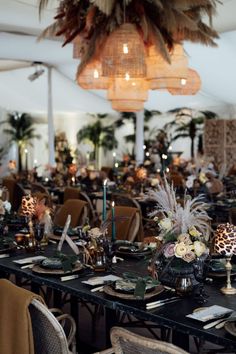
[165,109,218,159]
[1,112,41,172]
[77,114,117,167]
[115,109,161,157]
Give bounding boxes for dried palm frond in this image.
[38,0,220,71]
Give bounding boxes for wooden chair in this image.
[107,206,143,242]
[53,199,88,228]
[2,177,26,211]
[63,187,80,203]
[30,299,76,354]
[0,279,76,354]
[229,207,236,225]
[95,327,189,354]
[31,182,50,195]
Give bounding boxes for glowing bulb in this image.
[123,43,129,54]
[146,152,150,157]
[131,82,136,86]
[166,167,170,173]
[115,162,119,168]
[162,154,168,160]
[168,145,173,151]
[156,169,161,173]
[143,145,146,150]
[112,152,116,157]
[181,78,187,86]
[24,149,28,154]
[93,69,99,79]
[34,159,38,165]
[125,73,130,81]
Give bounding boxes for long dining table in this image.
[0,244,236,352]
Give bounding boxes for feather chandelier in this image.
[39,0,219,111]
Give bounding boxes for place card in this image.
[13,255,46,265]
[186,305,233,322]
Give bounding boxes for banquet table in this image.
[0,246,236,352]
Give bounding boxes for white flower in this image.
[189,226,201,238]
[174,242,188,258]
[159,218,172,231]
[3,201,11,213]
[193,241,206,257]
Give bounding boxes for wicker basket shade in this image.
[77,60,109,89]
[101,23,146,78]
[146,44,188,90]
[111,100,145,112]
[108,77,149,112]
[168,68,201,95]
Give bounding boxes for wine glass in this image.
[34,224,45,251]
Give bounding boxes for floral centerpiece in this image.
[147,177,211,285]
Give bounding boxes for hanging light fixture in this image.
[39,0,219,112]
[77,59,110,90]
[168,69,201,95]
[147,44,189,90]
[101,23,146,78]
[107,77,149,112]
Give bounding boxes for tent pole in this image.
[135,110,144,165]
[47,66,55,166]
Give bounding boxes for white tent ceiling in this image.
[0,0,236,114]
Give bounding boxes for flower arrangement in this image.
[148,177,211,267]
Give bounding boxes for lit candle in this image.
[111,201,116,242]
[102,179,107,221]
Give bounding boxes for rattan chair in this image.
[106,206,143,242]
[53,199,88,228]
[95,327,189,354]
[29,299,76,354]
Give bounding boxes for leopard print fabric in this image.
[214,223,236,256]
[21,195,37,217]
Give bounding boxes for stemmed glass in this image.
[34,224,45,252]
[193,254,210,304]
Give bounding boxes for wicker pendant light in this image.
[108,77,149,112]
[168,69,201,95]
[77,60,109,89]
[101,23,146,78]
[147,44,188,90]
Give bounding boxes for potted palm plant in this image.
[77,114,117,168]
[1,112,41,172]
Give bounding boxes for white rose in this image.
[193,241,206,257]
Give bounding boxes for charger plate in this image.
[32,262,83,275]
[103,284,164,300]
[224,322,236,337]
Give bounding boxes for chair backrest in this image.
[53,199,88,228]
[79,191,98,226]
[29,299,70,354]
[107,206,143,242]
[112,193,141,211]
[31,183,50,195]
[64,187,80,203]
[110,327,189,354]
[2,178,25,211]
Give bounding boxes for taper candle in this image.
[111,201,116,242]
[102,179,107,221]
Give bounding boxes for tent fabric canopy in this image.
[0,0,236,114]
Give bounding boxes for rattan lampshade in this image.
[168,68,201,95]
[107,77,149,112]
[146,44,188,90]
[101,23,146,78]
[77,60,109,89]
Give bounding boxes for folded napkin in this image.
[0,279,45,354]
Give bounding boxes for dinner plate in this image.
[32,261,83,275]
[113,279,157,294]
[103,284,164,300]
